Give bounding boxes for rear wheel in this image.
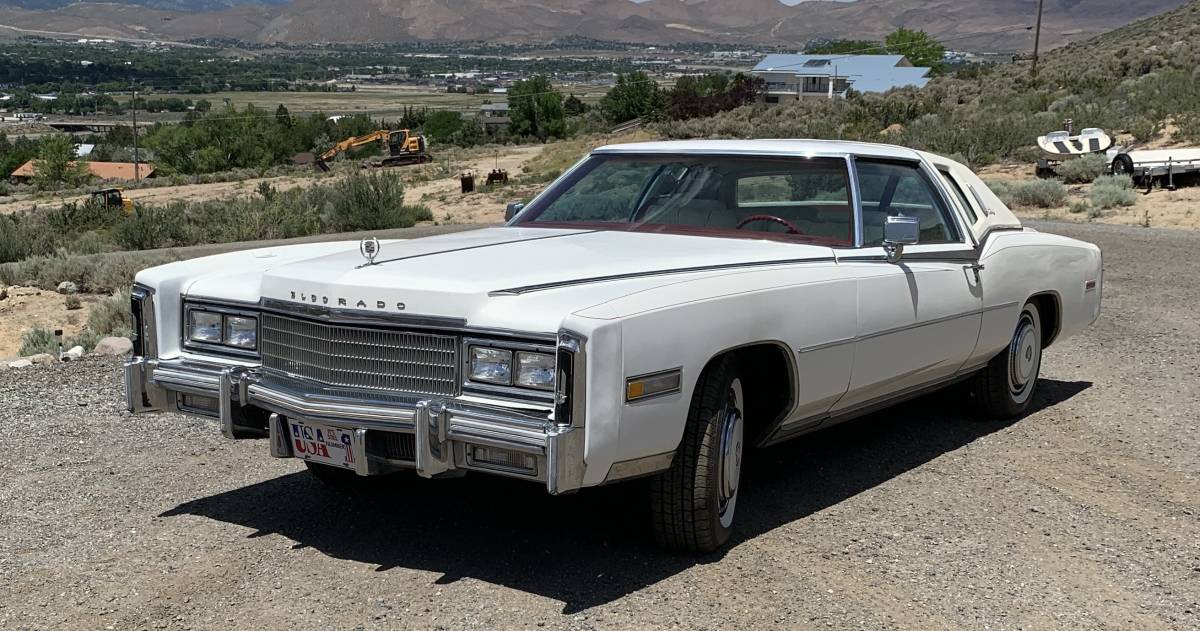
[972,301,1043,418]
[651,356,744,553]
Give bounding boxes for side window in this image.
[938,168,979,224]
[856,160,961,246]
[734,167,852,244]
[736,172,848,205]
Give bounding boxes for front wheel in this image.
[651,356,745,553]
[971,301,1043,418]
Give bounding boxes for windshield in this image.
[514,155,854,246]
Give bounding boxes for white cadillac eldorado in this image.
[125,140,1102,552]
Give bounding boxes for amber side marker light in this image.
[626,368,682,402]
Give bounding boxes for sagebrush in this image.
[0,171,431,264]
[986,179,1067,208]
[1090,174,1138,209]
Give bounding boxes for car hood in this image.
[184,227,836,333]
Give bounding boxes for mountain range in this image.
[0,0,1190,51]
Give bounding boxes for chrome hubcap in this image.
[1008,314,1040,399]
[717,380,744,526]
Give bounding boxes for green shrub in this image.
[66,330,104,352]
[322,171,432,232]
[18,327,58,357]
[1090,174,1138,209]
[1069,200,1091,214]
[0,251,182,292]
[64,294,81,310]
[87,290,133,338]
[985,179,1067,208]
[1056,154,1108,183]
[0,213,57,264]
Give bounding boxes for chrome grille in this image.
[260,313,459,396]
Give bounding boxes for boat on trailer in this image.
[1035,128,1114,177]
[1038,128,1114,158]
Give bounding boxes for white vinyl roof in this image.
[594,139,922,160]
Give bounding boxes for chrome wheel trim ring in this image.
[1007,312,1040,403]
[717,378,744,529]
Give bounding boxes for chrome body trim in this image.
[260,297,468,331]
[460,336,557,402]
[366,230,596,268]
[793,302,1020,353]
[131,284,158,359]
[181,300,262,360]
[846,154,865,248]
[490,257,837,296]
[603,451,675,484]
[759,368,981,447]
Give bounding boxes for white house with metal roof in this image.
[752,54,931,101]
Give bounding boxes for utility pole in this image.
[1030,0,1045,79]
[131,89,141,181]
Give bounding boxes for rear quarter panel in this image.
[969,229,1102,367]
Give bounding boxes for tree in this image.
[507,75,565,140]
[275,104,293,127]
[600,71,664,124]
[884,28,945,69]
[33,134,90,190]
[665,72,760,121]
[422,110,464,143]
[563,93,588,117]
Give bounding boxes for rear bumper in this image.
[124,357,586,494]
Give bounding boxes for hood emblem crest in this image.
[359,237,381,265]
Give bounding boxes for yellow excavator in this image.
[315,129,432,172]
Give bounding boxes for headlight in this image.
[470,346,513,385]
[515,351,555,390]
[224,316,258,349]
[188,310,223,343]
[187,307,257,352]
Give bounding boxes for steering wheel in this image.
[735,214,804,235]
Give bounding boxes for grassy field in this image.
[209,83,609,119]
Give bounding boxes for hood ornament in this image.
[359,237,381,265]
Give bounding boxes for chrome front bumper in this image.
[124,357,586,494]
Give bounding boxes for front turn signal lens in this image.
[626,369,682,402]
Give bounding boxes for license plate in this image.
[289,420,357,470]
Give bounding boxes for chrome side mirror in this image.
[505,202,525,221]
[883,215,920,263]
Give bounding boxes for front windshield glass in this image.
[516,155,854,246]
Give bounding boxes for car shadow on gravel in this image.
[161,378,1090,614]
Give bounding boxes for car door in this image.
[831,158,983,413]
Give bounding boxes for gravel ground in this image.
[1,220,1198,630]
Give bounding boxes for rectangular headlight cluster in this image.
[187,308,257,351]
[468,344,555,391]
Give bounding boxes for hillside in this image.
[659,0,1200,162]
[0,0,1190,50]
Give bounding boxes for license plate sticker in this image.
[289,421,356,469]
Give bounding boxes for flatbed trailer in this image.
[1112,148,1200,191]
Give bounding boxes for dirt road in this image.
[0,144,545,217]
[1,221,1198,630]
